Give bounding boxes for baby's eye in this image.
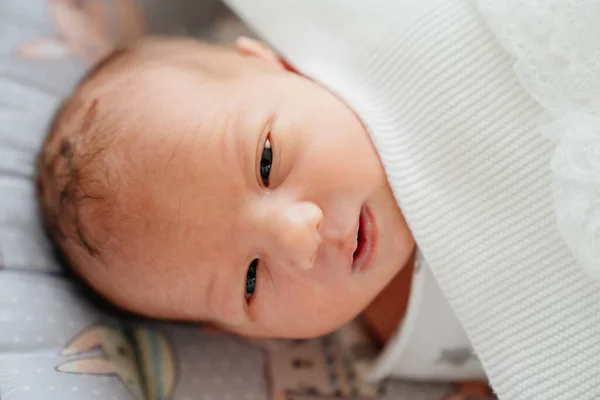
[245,259,258,301]
[260,137,272,187]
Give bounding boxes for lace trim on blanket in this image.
[475,0,600,279]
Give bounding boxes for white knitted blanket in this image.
[223,1,600,399]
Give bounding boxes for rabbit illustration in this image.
[16,0,146,63]
[132,326,177,400]
[56,324,175,400]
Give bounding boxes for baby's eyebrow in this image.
[204,261,228,322]
[230,124,253,188]
[224,110,266,191]
[205,258,250,327]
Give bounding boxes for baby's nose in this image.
[271,201,323,271]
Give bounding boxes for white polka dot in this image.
[71,386,79,392]
[12,336,21,343]
[93,390,100,396]
[0,315,9,322]
[10,297,18,304]
[36,336,43,343]
[25,316,33,322]
[22,386,30,391]
[68,320,76,327]
[47,385,55,391]
[48,317,56,324]
[10,368,19,374]
[36,368,44,373]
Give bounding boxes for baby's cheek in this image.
[260,287,361,337]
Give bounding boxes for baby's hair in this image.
[37,48,130,264]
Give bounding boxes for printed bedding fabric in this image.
[0,0,475,399]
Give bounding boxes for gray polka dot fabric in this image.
[0,272,139,400]
[0,1,464,399]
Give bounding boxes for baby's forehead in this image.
[108,105,246,231]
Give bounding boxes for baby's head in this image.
[38,37,415,338]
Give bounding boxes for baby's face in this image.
[75,38,415,338]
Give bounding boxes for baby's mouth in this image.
[353,220,364,259]
[351,206,377,273]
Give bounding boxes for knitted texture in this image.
[223,0,600,399]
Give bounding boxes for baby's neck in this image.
[360,250,415,345]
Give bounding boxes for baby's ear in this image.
[235,36,285,69]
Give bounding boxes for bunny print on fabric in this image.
[56,324,176,400]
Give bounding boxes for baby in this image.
[38,36,416,338]
[37,36,490,397]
